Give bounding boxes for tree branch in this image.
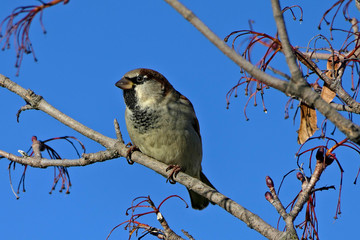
[290,161,325,220]
[0,148,121,167]
[329,102,360,113]
[270,0,304,85]
[300,51,333,60]
[0,74,116,148]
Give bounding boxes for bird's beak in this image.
[115,78,133,90]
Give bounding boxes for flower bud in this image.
[316,147,325,162]
[296,172,304,182]
[265,191,273,202]
[265,176,274,188]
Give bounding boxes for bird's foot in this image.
[166,165,182,184]
[125,142,138,165]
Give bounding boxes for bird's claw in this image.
[166,165,182,184]
[125,143,138,165]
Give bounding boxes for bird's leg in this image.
[125,142,138,165]
[165,165,183,184]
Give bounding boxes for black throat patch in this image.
[123,89,137,111]
[124,89,160,133]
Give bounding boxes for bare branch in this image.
[290,161,326,220]
[267,66,291,80]
[265,176,298,237]
[270,0,304,84]
[300,51,333,60]
[329,102,360,113]
[0,148,120,167]
[0,74,116,148]
[181,230,195,240]
[266,177,288,220]
[114,118,124,143]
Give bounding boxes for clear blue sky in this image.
[0,1,359,239]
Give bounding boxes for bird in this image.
[115,68,215,210]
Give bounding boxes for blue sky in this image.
[0,1,359,239]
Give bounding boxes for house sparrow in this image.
[115,68,215,210]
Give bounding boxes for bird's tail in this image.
[187,171,215,210]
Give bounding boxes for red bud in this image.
[266,176,274,188]
[296,172,304,182]
[265,191,273,202]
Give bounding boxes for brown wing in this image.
[192,114,201,140]
[179,94,201,140]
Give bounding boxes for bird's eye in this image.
[136,75,148,83]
